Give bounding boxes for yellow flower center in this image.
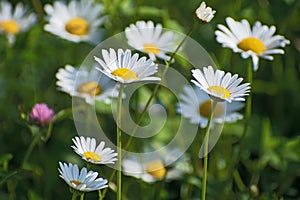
[199,100,223,118]
[0,20,19,34]
[237,37,266,54]
[65,17,89,36]
[143,43,160,55]
[207,86,231,99]
[77,81,102,96]
[146,160,166,179]
[111,68,137,80]
[83,152,101,162]
[70,180,84,187]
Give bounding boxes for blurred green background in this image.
[0,0,300,199]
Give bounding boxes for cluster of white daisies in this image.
[0,0,290,192]
[0,0,289,72]
[58,136,117,192]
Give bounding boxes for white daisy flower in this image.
[215,17,290,71]
[122,149,191,183]
[0,0,36,45]
[71,136,118,165]
[177,85,244,128]
[94,48,161,84]
[195,2,216,23]
[58,162,108,192]
[56,65,118,105]
[44,0,106,44]
[125,20,178,61]
[191,66,250,102]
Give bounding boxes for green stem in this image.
[233,169,246,191]
[117,84,124,200]
[5,42,12,66]
[155,169,168,200]
[245,59,253,120]
[41,122,53,142]
[98,190,103,200]
[31,0,44,22]
[80,193,85,200]
[201,100,217,200]
[231,60,253,189]
[168,21,196,63]
[22,133,40,168]
[236,60,253,161]
[0,171,19,186]
[71,193,77,200]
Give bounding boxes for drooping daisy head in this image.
[0,0,36,45]
[215,17,290,71]
[72,136,118,165]
[177,85,244,128]
[191,66,250,103]
[195,2,216,23]
[44,0,106,44]
[58,162,108,192]
[94,48,161,84]
[56,64,118,105]
[122,149,191,183]
[125,20,178,61]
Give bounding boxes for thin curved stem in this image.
[201,100,217,200]
[71,193,77,200]
[22,133,40,168]
[41,122,53,142]
[98,190,103,200]
[124,21,197,150]
[31,0,44,21]
[80,193,85,200]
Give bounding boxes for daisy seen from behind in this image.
[177,85,244,128]
[94,48,161,84]
[191,66,250,103]
[125,20,178,61]
[58,162,108,192]
[44,0,106,44]
[0,0,36,45]
[215,17,290,71]
[56,65,118,105]
[72,136,118,165]
[195,2,216,23]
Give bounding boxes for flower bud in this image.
[29,103,55,127]
[195,2,216,23]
